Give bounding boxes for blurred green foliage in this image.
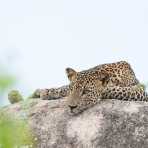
[8,90,23,104]
[0,65,35,148]
[0,73,16,93]
[0,112,35,148]
[0,65,17,106]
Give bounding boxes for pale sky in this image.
[0,0,148,105]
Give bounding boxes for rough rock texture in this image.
[2,98,148,148]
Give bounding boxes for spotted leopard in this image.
[32,61,147,114]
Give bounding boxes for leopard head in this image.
[65,67,109,114]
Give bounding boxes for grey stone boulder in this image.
[2,98,148,148]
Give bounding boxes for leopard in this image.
[33,60,139,99]
[31,61,148,114]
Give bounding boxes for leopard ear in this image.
[65,68,77,81]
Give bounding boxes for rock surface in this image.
[2,98,148,148]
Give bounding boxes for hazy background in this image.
[0,0,148,105]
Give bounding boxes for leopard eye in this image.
[82,89,91,95]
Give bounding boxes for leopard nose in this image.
[68,105,77,111]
